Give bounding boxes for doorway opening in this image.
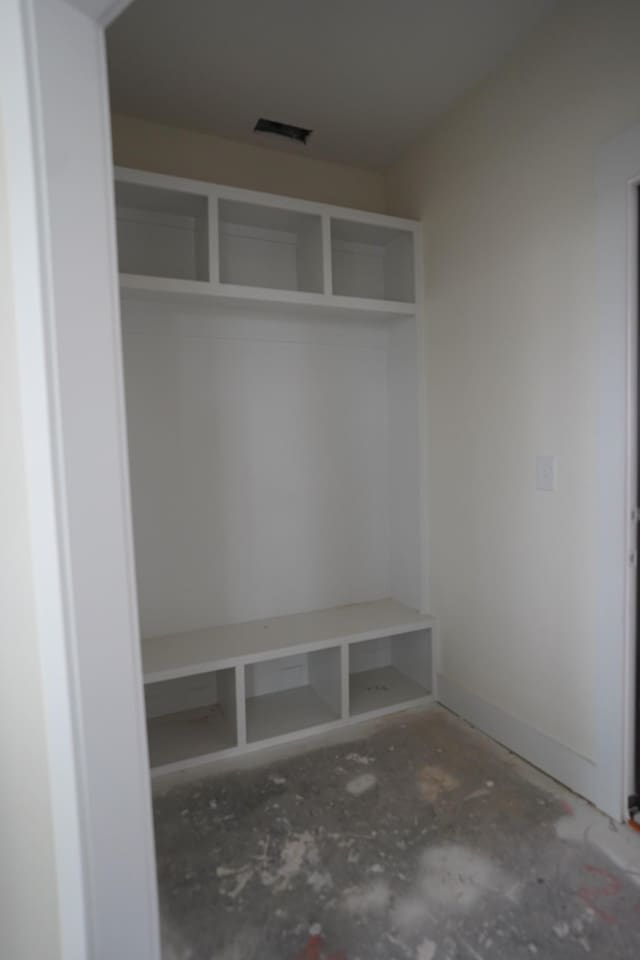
[633,185,640,819]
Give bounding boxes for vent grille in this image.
[254,118,312,144]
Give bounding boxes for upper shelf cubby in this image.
[114,169,419,313]
[331,218,415,303]
[115,180,209,282]
[218,199,323,294]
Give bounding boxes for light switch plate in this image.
[536,454,557,492]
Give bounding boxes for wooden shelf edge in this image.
[120,274,417,318]
[142,600,434,684]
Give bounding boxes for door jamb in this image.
[624,179,639,811]
[597,125,640,820]
[1,0,158,957]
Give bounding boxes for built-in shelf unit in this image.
[142,600,434,773]
[116,166,433,774]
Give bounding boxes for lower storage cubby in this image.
[141,603,434,770]
[144,668,237,766]
[348,629,431,716]
[245,647,342,743]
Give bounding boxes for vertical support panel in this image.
[208,188,220,286]
[387,313,422,610]
[322,213,333,295]
[236,665,247,747]
[413,225,430,616]
[195,194,211,282]
[431,623,441,701]
[340,643,350,720]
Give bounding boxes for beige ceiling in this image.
[107,0,557,170]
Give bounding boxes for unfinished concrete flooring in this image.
[154,707,640,960]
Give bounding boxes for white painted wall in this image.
[111,113,387,213]
[386,0,640,769]
[0,119,62,960]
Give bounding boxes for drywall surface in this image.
[386,0,640,763]
[0,132,62,960]
[112,114,386,213]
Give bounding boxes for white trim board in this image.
[437,675,597,805]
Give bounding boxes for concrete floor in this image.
[154,707,640,960]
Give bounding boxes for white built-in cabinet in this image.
[116,167,433,774]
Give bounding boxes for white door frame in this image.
[597,124,640,821]
[1,1,159,957]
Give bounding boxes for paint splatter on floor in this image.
[343,880,390,915]
[416,937,437,960]
[345,773,377,796]
[153,708,640,960]
[416,765,460,803]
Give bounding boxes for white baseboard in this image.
[437,674,597,805]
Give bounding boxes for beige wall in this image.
[0,130,61,958]
[112,113,386,213]
[386,0,640,762]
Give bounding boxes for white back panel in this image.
[349,636,392,673]
[391,629,432,690]
[123,300,392,636]
[331,220,415,303]
[245,654,309,698]
[115,185,210,281]
[219,226,298,290]
[332,246,386,300]
[145,671,219,719]
[117,212,200,280]
[218,201,324,292]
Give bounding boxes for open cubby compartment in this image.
[218,198,323,293]
[115,180,210,282]
[144,668,237,766]
[331,218,415,303]
[245,646,342,743]
[348,628,431,716]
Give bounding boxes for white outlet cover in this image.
[536,454,557,493]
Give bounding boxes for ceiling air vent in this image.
[254,118,312,144]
